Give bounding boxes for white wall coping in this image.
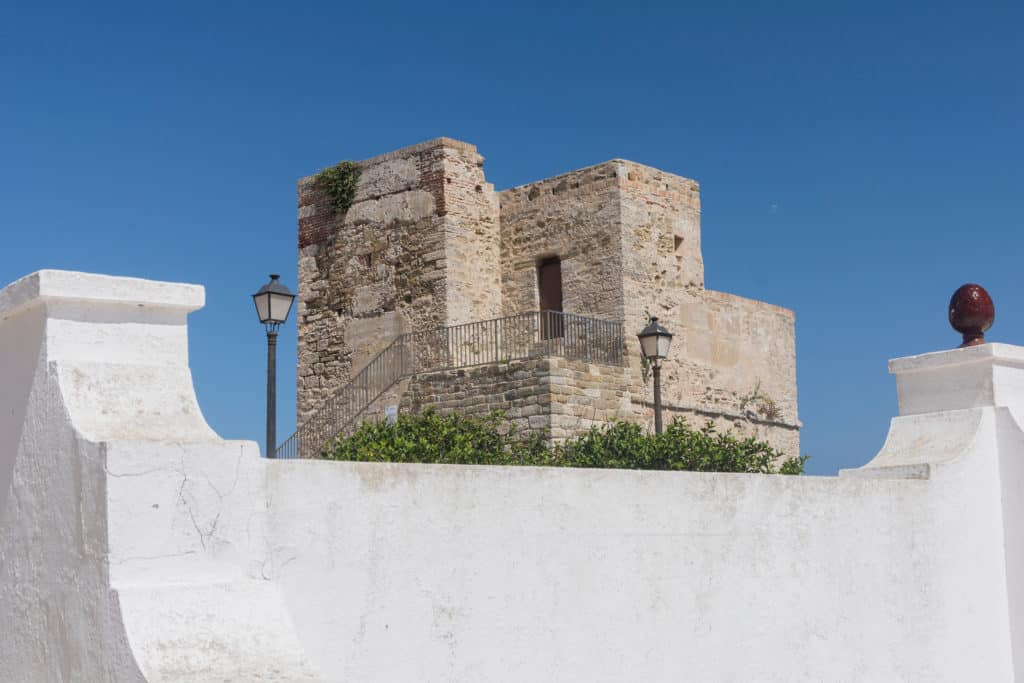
[0,269,205,321]
[889,342,1024,374]
[883,343,1024,422]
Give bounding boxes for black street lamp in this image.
[253,274,296,458]
[637,316,673,435]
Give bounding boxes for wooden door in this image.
[538,258,563,339]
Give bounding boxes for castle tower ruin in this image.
[294,138,799,457]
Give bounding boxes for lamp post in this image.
[637,316,673,435]
[253,274,296,458]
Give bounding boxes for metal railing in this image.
[274,310,624,459]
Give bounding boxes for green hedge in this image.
[324,409,806,475]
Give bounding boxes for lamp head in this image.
[637,316,673,366]
[253,274,295,332]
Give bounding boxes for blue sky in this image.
[2,1,1020,474]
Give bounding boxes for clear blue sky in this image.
[2,1,1020,474]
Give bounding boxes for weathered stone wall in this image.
[297,143,435,424]
[616,160,703,373]
[399,357,631,443]
[547,357,632,441]
[443,146,502,325]
[297,138,501,425]
[343,377,411,436]
[669,290,799,454]
[498,163,625,320]
[617,159,704,315]
[625,292,800,457]
[403,359,553,436]
[298,136,799,457]
[608,161,799,456]
[614,159,700,396]
[495,156,798,455]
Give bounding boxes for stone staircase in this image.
[275,310,624,458]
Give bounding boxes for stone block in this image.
[528,415,549,430]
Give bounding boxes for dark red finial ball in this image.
[948,283,995,348]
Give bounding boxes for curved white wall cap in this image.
[0,269,321,679]
[840,408,986,479]
[843,342,1024,480]
[0,269,216,443]
[0,269,204,321]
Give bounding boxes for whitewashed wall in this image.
[0,271,317,682]
[2,270,1023,682]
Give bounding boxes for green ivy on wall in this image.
[314,161,362,214]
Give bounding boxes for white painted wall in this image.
[2,269,1024,681]
[0,271,317,682]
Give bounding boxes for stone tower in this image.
[294,138,799,457]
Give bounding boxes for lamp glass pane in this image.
[253,293,271,323]
[639,334,659,359]
[657,334,672,358]
[269,292,294,323]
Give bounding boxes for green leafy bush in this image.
[314,160,361,214]
[325,409,548,466]
[324,409,806,475]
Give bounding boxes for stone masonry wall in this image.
[401,357,630,444]
[397,340,796,456]
[297,136,799,458]
[296,138,501,425]
[496,156,799,456]
[443,147,502,325]
[613,162,799,456]
[403,360,554,437]
[498,164,625,321]
[341,378,411,438]
[615,159,703,396]
[546,357,632,441]
[632,290,800,456]
[617,159,703,324]
[297,143,437,424]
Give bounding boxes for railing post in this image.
[448,325,453,368]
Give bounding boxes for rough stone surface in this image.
[403,359,560,438]
[297,139,502,427]
[499,163,625,320]
[297,138,800,457]
[643,290,800,456]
